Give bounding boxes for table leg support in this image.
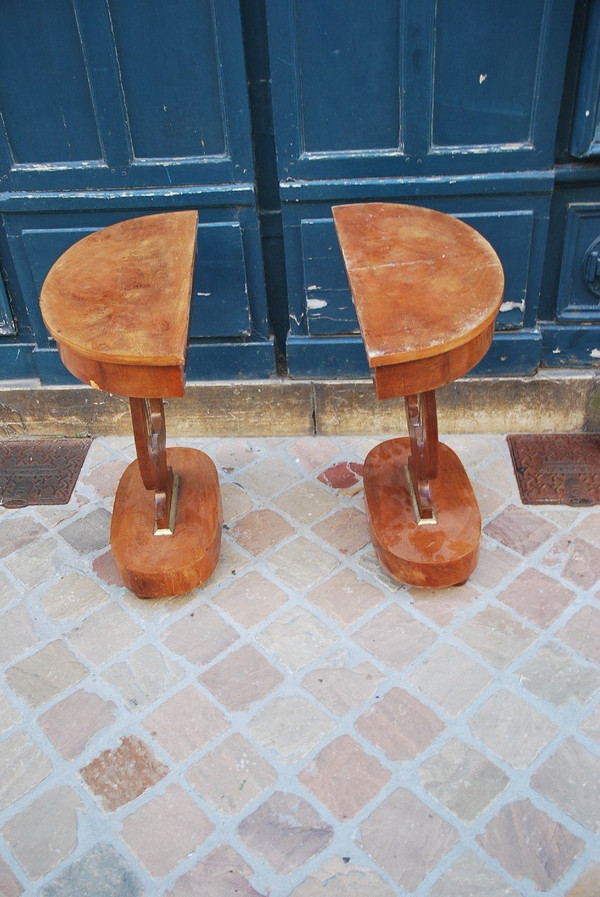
[109,397,222,599]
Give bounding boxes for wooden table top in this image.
[40,211,198,371]
[332,203,504,368]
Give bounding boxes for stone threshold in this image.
[0,370,598,438]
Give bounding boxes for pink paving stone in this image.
[92,549,123,587]
[235,457,301,499]
[230,509,294,556]
[1,786,81,880]
[167,845,264,897]
[455,606,538,669]
[274,480,338,525]
[102,644,185,710]
[199,643,284,710]
[497,568,576,628]
[469,541,522,590]
[142,684,229,762]
[429,850,521,897]
[221,481,253,523]
[484,505,557,556]
[302,661,382,715]
[161,605,239,666]
[566,862,600,897]
[353,605,436,670]
[356,687,444,762]
[531,738,600,832]
[477,798,584,890]
[82,460,128,498]
[186,733,277,814]
[543,536,600,590]
[470,689,558,768]
[266,536,339,591]
[237,791,334,875]
[80,736,168,812]
[408,644,492,717]
[289,856,396,897]
[312,507,370,556]
[120,784,213,877]
[211,570,287,627]
[0,731,51,811]
[581,702,600,744]
[0,604,38,664]
[213,438,260,471]
[287,437,339,472]
[298,735,391,820]
[558,605,600,665]
[0,855,22,897]
[358,787,459,892]
[0,515,47,559]
[38,689,116,760]
[318,461,364,490]
[256,608,338,672]
[409,582,479,627]
[306,569,384,627]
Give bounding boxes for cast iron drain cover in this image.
[0,438,92,508]
[507,434,600,506]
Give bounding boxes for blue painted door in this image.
[0,0,274,382]
[265,0,577,377]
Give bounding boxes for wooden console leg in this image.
[110,397,222,599]
[362,392,481,588]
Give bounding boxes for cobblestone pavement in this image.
[0,434,599,897]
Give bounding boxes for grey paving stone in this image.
[39,844,143,897]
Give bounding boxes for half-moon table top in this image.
[332,203,504,372]
[40,211,198,398]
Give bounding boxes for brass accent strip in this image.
[154,474,180,536]
[404,464,437,526]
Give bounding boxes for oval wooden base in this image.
[363,438,480,588]
[110,447,222,598]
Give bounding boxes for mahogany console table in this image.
[40,211,222,598]
[333,203,504,587]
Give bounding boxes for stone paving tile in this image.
[38,689,117,759]
[6,640,88,708]
[408,643,493,716]
[248,695,335,763]
[167,845,264,897]
[211,570,287,626]
[477,798,584,891]
[142,684,229,762]
[516,643,600,706]
[39,843,144,897]
[298,735,391,820]
[265,536,339,591]
[353,605,436,670]
[67,603,143,666]
[497,568,577,628]
[102,644,186,710]
[1,434,599,897]
[0,731,52,810]
[120,784,213,877]
[311,507,370,556]
[356,686,444,762]
[470,688,559,767]
[358,787,459,892]
[161,605,239,666]
[306,569,384,627]
[40,572,110,620]
[59,507,111,553]
[558,604,600,665]
[455,605,538,669]
[1,786,80,880]
[0,855,22,897]
[237,791,334,875]
[419,738,509,821]
[186,732,277,815]
[531,737,600,832]
[484,504,557,556]
[80,736,168,811]
[199,643,284,710]
[256,608,337,672]
[302,660,382,715]
[0,604,38,664]
[429,850,521,897]
[230,508,294,555]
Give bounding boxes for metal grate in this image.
[0,438,92,508]
[507,433,600,506]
